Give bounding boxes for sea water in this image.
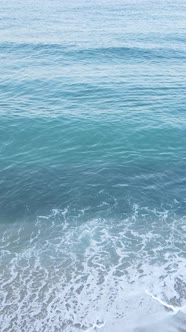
[0,0,186,331]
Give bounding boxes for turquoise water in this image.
[0,0,186,331]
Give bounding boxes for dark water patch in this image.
[0,159,186,220]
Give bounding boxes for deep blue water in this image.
[0,0,186,331]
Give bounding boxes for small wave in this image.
[1,42,185,62]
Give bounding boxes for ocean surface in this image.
[0,0,186,331]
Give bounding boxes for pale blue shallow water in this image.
[0,0,186,331]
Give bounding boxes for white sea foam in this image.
[145,290,178,312]
[0,206,186,332]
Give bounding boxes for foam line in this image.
[145,290,178,313]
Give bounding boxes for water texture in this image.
[0,0,186,331]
